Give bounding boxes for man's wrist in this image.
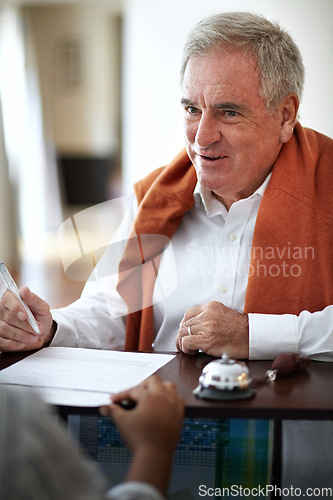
[43,320,57,347]
[243,313,250,358]
[248,312,298,359]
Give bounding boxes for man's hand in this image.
[175,301,249,359]
[0,287,55,352]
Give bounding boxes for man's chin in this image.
[198,175,229,194]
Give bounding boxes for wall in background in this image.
[0,101,17,267]
[29,3,122,157]
[27,3,123,205]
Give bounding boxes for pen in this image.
[116,399,137,410]
[0,262,40,335]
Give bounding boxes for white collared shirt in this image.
[51,177,333,361]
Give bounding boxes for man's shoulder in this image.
[302,126,333,160]
[268,124,333,218]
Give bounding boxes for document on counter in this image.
[0,347,175,407]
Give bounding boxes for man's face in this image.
[181,50,290,208]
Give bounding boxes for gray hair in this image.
[0,385,106,500]
[180,12,305,112]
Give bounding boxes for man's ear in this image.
[280,94,299,143]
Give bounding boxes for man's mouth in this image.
[199,154,225,161]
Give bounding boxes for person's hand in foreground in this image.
[0,287,55,352]
[100,375,184,496]
[176,301,249,359]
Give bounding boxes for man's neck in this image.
[211,170,273,211]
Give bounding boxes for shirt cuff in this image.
[49,310,80,347]
[105,481,166,500]
[248,312,299,360]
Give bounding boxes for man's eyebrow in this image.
[180,99,246,111]
[180,98,195,106]
[214,102,243,111]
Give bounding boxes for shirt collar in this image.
[194,172,272,217]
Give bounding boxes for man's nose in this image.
[195,113,222,149]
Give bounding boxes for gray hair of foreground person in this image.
[180,11,305,113]
[0,385,106,500]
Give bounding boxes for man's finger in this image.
[20,287,50,316]
[181,304,204,323]
[179,334,201,355]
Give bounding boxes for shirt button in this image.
[220,286,228,294]
[229,233,237,241]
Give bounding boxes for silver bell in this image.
[193,354,255,401]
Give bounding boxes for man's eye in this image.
[186,106,198,114]
[225,110,238,117]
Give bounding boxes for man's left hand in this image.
[176,301,249,359]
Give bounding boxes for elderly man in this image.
[0,12,332,362]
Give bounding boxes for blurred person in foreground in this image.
[0,375,184,500]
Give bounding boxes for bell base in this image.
[193,385,256,401]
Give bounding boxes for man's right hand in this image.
[0,287,55,352]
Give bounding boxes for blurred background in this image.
[0,0,332,307]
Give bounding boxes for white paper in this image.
[0,347,175,406]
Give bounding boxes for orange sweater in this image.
[118,123,333,352]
